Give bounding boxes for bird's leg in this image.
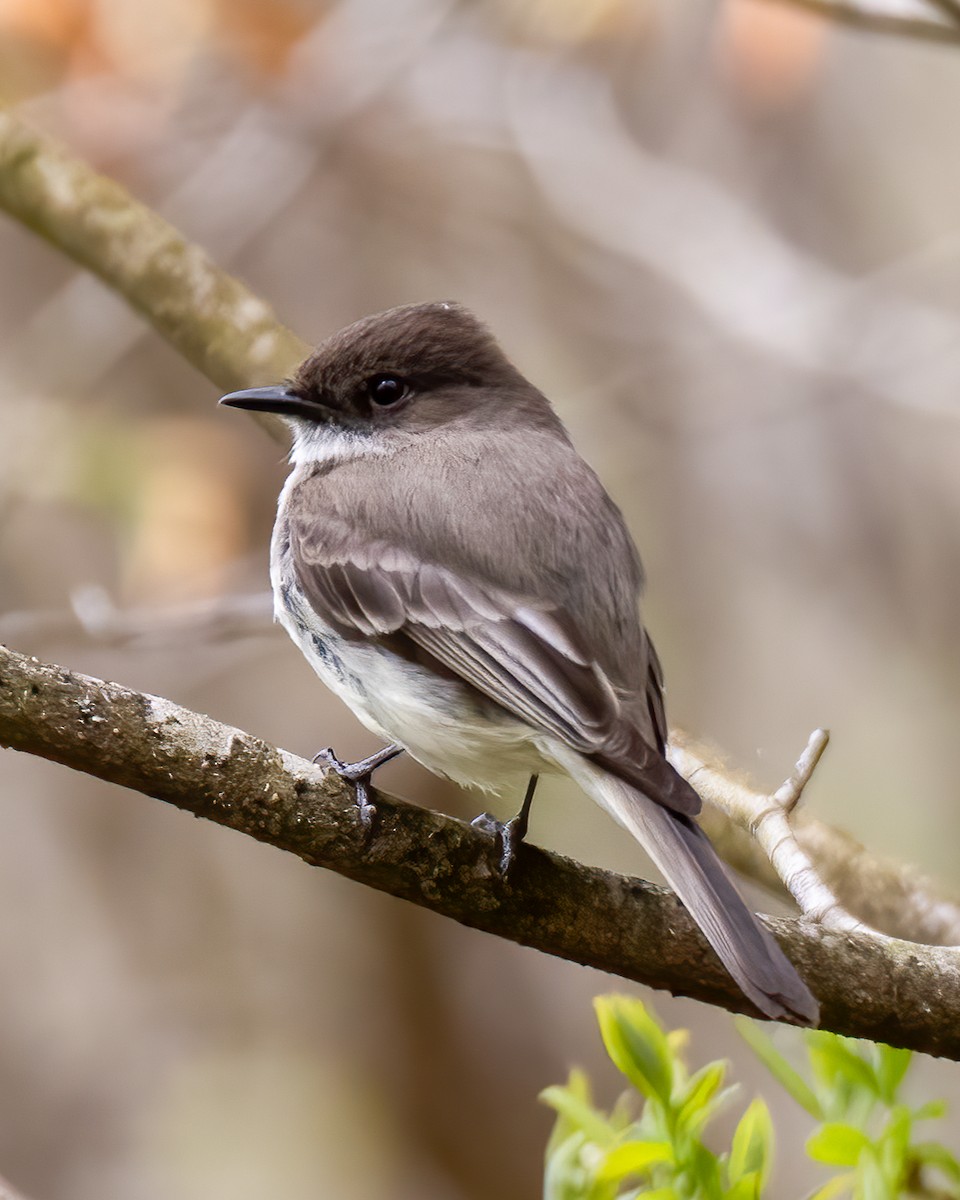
[472,774,539,879]
[313,742,404,832]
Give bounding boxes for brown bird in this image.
[220,301,818,1024]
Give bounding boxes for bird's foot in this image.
[471,811,527,880]
[313,743,404,834]
[471,775,537,881]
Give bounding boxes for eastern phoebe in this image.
[220,301,817,1024]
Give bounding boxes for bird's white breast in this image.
[269,475,545,798]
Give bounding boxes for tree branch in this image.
[0,1174,33,1200]
[763,0,960,44]
[2,645,959,1057]
[0,587,276,649]
[676,732,960,945]
[6,583,960,948]
[674,730,866,931]
[0,110,305,440]
[3,106,959,1052]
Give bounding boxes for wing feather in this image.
[291,520,699,816]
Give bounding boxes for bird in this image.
[219,300,818,1024]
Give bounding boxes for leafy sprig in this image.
[542,996,960,1199]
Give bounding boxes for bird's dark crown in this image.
[292,301,521,406]
[219,301,559,434]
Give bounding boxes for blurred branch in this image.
[507,66,960,421]
[0,587,275,650]
[766,0,960,44]
[0,104,318,400]
[0,109,305,440]
[674,732,960,945]
[2,644,960,1056]
[0,1174,33,1200]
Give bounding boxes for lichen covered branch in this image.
[3,645,960,1057]
[6,582,960,950]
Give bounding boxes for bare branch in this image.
[0,1174,34,1200]
[0,110,305,440]
[670,729,865,932]
[0,587,276,649]
[774,728,831,814]
[2,101,959,1051]
[674,730,960,945]
[7,585,960,950]
[762,0,960,44]
[2,644,960,1056]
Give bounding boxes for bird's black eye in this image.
[366,374,409,408]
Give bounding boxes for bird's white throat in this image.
[287,417,391,467]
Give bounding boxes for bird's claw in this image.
[471,811,524,880]
[312,743,403,837]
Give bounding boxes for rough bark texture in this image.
[3,645,960,1057]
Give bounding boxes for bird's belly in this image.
[274,578,544,797]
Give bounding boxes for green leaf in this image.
[806,1123,871,1168]
[542,1068,595,1150]
[736,1019,823,1119]
[543,1131,592,1200]
[729,1099,774,1190]
[686,1143,725,1200]
[676,1061,728,1132]
[808,1173,856,1200]
[856,1147,890,1200]
[596,1141,673,1183]
[873,1044,911,1105]
[725,1170,761,1200]
[594,996,675,1106]
[913,1099,948,1121]
[876,1136,906,1192]
[876,1105,911,1175]
[913,1142,960,1184]
[806,1033,879,1100]
[540,1083,618,1149]
[566,1067,594,1104]
[667,1027,690,1058]
[607,1092,637,1135]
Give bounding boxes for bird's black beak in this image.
[219,385,324,420]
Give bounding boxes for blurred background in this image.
[2,0,960,1195]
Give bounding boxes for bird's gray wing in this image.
[644,634,668,755]
[291,520,699,817]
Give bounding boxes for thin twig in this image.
[670,730,864,931]
[773,728,830,814]
[671,729,960,945]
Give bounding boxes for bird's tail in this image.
[555,750,819,1024]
